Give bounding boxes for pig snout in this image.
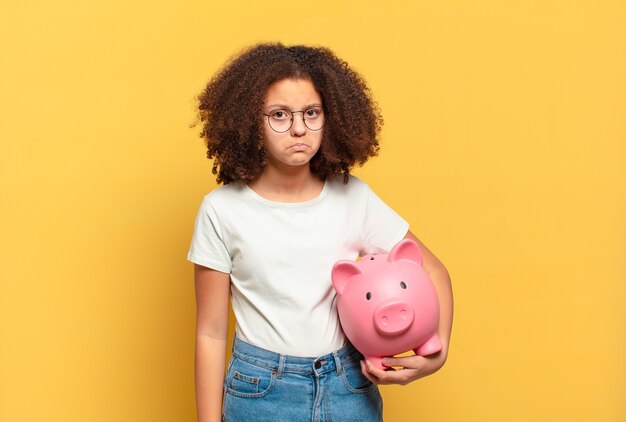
[373,300,415,335]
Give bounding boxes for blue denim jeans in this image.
[222,336,383,421]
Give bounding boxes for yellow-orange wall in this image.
[1,1,624,421]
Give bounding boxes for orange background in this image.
[1,1,624,420]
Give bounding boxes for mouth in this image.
[290,143,310,152]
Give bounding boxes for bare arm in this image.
[194,264,231,421]
[361,229,454,385]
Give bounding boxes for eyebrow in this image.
[266,103,323,110]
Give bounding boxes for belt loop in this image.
[276,354,286,379]
[332,350,343,376]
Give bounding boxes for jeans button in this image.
[314,361,321,369]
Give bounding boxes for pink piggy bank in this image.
[332,239,442,369]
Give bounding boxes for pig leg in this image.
[414,334,443,356]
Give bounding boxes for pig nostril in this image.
[382,316,388,325]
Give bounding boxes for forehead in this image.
[264,78,321,107]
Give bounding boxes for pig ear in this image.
[388,239,423,265]
[331,261,363,295]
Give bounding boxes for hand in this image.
[360,350,448,386]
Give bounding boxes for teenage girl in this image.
[188,43,453,422]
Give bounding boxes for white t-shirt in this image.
[188,175,409,357]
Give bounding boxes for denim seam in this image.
[339,374,378,394]
[232,350,278,372]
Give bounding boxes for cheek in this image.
[310,126,323,142]
[262,125,281,146]
[313,131,324,149]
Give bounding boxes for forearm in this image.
[194,265,231,422]
[195,334,228,422]
[428,266,453,356]
[403,230,454,352]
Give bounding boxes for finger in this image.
[360,359,419,385]
[373,368,420,385]
[382,355,427,370]
[364,359,396,379]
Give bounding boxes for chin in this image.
[284,155,314,167]
[287,160,312,167]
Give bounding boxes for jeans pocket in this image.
[225,356,275,398]
[340,357,377,394]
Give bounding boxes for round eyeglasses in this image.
[263,107,325,133]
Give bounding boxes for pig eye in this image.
[366,292,372,300]
[370,257,375,260]
[400,281,407,289]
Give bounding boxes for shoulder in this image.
[326,174,368,190]
[325,174,371,197]
[199,182,248,210]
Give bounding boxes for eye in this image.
[400,281,407,289]
[366,292,372,300]
[305,107,321,118]
[270,109,290,120]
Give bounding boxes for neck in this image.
[248,162,324,203]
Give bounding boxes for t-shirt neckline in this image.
[244,179,329,207]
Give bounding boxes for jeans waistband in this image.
[231,336,363,378]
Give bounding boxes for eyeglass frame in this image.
[262,107,326,133]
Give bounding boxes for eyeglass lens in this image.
[266,108,324,133]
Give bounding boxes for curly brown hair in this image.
[194,43,383,184]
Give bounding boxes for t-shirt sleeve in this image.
[187,197,232,273]
[359,183,410,255]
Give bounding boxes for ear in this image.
[388,239,423,265]
[331,261,363,295]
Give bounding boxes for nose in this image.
[290,112,307,136]
[373,300,415,335]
